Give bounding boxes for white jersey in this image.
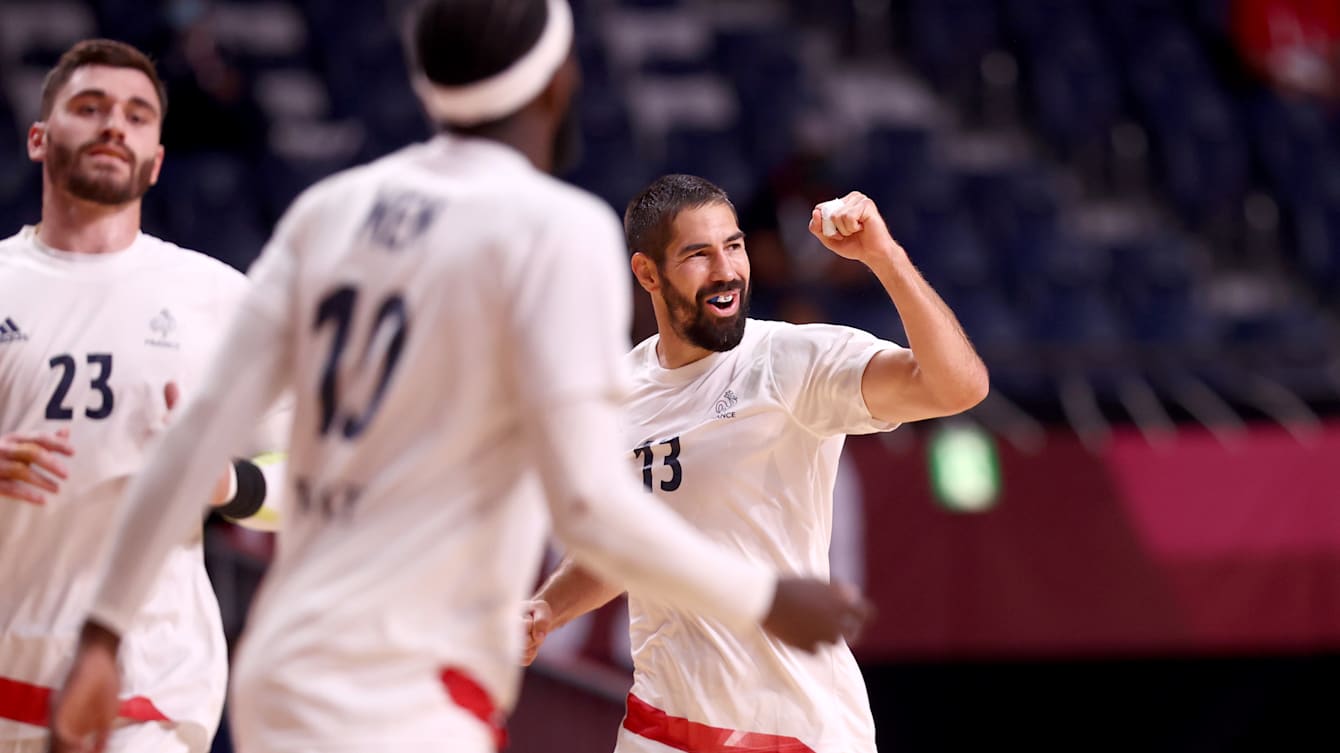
[618,319,899,753]
[0,228,249,750]
[86,135,776,753]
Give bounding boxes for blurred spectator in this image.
[158,0,267,155]
[1233,0,1340,101]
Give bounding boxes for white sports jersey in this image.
[87,135,776,753]
[618,319,900,753]
[0,228,249,751]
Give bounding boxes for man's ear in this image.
[27,122,47,162]
[631,251,660,293]
[148,144,165,185]
[539,54,579,121]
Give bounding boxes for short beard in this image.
[48,141,154,206]
[661,276,750,352]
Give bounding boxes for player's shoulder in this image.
[750,319,889,368]
[755,319,874,348]
[0,228,26,249]
[135,233,245,281]
[625,334,660,372]
[502,168,622,243]
[0,228,29,264]
[277,151,391,224]
[134,234,249,301]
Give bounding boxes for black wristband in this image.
[217,458,267,520]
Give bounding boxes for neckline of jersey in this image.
[24,225,143,265]
[637,331,742,386]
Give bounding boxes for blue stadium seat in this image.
[1030,31,1122,153]
[661,126,756,204]
[1247,93,1339,206]
[149,153,270,270]
[907,0,1001,85]
[1154,91,1251,223]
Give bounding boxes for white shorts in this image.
[229,679,498,753]
[615,725,684,753]
[0,722,192,753]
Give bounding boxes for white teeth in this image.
[709,295,734,305]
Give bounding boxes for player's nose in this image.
[706,248,736,281]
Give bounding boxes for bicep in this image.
[860,346,944,424]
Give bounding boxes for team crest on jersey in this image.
[146,309,180,349]
[713,389,738,420]
[0,317,28,344]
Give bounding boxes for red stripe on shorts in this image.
[622,693,816,753]
[0,675,170,727]
[439,668,508,749]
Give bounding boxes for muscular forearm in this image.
[531,398,775,633]
[534,556,625,630]
[868,244,989,410]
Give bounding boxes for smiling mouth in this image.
[704,292,739,312]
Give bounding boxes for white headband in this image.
[412,0,574,127]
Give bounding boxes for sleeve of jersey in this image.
[773,323,905,437]
[88,232,297,636]
[508,204,776,632]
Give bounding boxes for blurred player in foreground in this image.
[0,40,285,753]
[47,3,869,752]
[524,175,989,752]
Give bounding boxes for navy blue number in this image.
[634,437,682,492]
[660,436,682,492]
[634,444,654,490]
[85,353,114,419]
[45,354,114,420]
[45,354,76,420]
[313,286,408,439]
[342,296,408,438]
[314,287,357,435]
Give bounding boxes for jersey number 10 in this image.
[313,286,409,439]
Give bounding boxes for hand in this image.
[761,578,873,653]
[808,192,901,265]
[49,623,122,753]
[163,382,232,507]
[521,599,553,666]
[0,428,74,505]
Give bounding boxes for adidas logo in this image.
[0,317,28,344]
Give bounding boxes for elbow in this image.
[938,364,990,415]
[961,365,990,410]
[548,495,600,552]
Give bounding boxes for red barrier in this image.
[850,421,1340,659]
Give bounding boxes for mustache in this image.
[697,281,745,302]
[80,141,134,163]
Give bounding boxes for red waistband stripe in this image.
[440,667,508,750]
[0,675,169,728]
[622,693,816,753]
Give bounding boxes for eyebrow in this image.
[678,231,746,256]
[68,88,160,117]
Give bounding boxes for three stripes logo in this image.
[0,317,27,344]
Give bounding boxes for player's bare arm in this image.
[811,192,990,424]
[49,622,121,753]
[523,556,625,665]
[0,428,74,505]
[524,555,871,663]
[164,380,282,518]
